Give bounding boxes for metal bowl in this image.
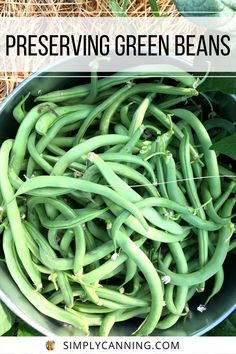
[0,62,235,336]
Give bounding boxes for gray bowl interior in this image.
[0,66,236,336]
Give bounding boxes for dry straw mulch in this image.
[0,1,177,17]
[0,0,177,102]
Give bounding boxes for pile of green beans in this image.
[0,71,235,336]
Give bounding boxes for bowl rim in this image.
[0,62,236,336]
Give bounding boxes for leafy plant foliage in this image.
[173,0,236,16]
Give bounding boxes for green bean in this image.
[29,235,119,272]
[29,197,86,276]
[76,84,132,142]
[77,83,197,143]
[179,130,208,288]
[111,207,191,247]
[16,176,149,230]
[24,225,40,258]
[121,259,137,287]
[128,94,153,136]
[72,303,120,314]
[44,154,86,173]
[105,198,184,245]
[48,228,61,251]
[159,199,235,286]
[38,242,73,270]
[34,264,52,275]
[60,229,74,257]
[205,267,224,305]
[117,307,150,322]
[114,123,129,136]
[120,103,133,128]
[41,282,56,294]
[9,168,73,197]
[157,242,188,329]
[27,132,53,175]
[36,206,109,230]
[27,107,94,176]
[214,181,236,212]
[229,238,236,252]
[171,109,221,199]
[50,284,146,311]
[164,284,181,315]
[10,103,57,175]
[87,220,109,242]
[0,140,42,289]
[125,196,220,231]
[84,241,114,266]
[85,70,98,103]
[65,307,102,327]
[35,104,94,135]
[36,70,196,103]
[99,152,156,183]
[129,95,201,162]
[179,132,203,211]
[3,228,89,334]
[13,93,30,123]
[201,181,230,225]
[77,281,101,306]
[158,95,190,110]
[47,143,66,156]
[49,287,84,305]
[83,162,158,198]
[57,271,74,308]
[143,124,161,137]
[99,310,123,336]
[112,230,163,335]
[96,286,149,308]
[45,201,59,221]
[99,85,136,135]
[51,137,74,148]
[2,70,234,336]
[155,130,173,199]
[88,153,184,235]
[52,134,129,175]
[178,122,203,180]
[100,264,125,281]
[164,152,189,205]
[73,224,86,276]
[120,127,144,154]
[82,250,127,284]
[127,273,142,296]
[83,228,100,272]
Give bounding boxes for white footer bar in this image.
[0,336,236,354]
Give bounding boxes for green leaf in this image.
[207,92,236,123]
[207,319,236,336]
[211,132,236,160]
[149,1,160,17]
[173,0,236,95]
[173,0,235,16]
[221,0,236,11]
[108,1,126,17]
[122,0,129,14]
[0,301,15,336]
[229,311,236,327]
[198,74,236,94]
[17,322,41,336]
